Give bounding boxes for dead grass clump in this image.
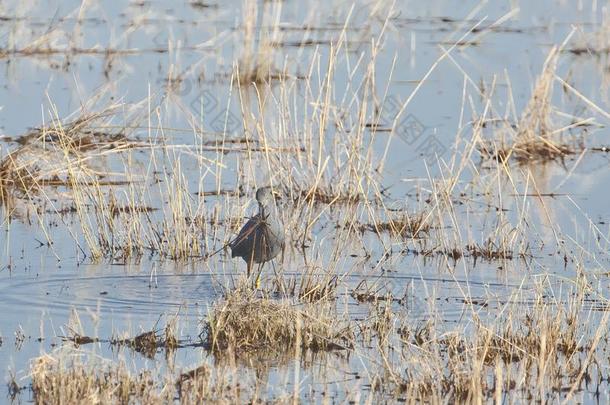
[297,274,338,303]
[203,288,353,355]
[515,48,557,140]
[31,355,170,405]
[0,106,141,206]
[282,269,338,303]
[507,139,576,164]
[63,334,99,347]
[406,242,525,263]
[177,364,262,404]
[466,240,516,261]
[478,47,585,164]
[31,350,261,404]
[0,153,23,206]
[111,326,179,359]
[237,0,283,85]
[478,138,579,165]
[239,63,285,86]
[568,8,610,58]
[296,186,363,205]
[361,212,431,238]
[0,146,42,202]
[350,280,408,305]
[12,109,136,157]
[479,306,582,366]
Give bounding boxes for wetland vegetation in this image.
[1,0,610,403]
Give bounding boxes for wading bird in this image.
[230,186,285,287]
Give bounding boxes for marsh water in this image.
[2,0,610,403]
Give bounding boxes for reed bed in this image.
[30,277,610,403]
[4,0,610,403]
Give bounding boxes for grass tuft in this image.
[31,355,170,404]
[203,287,353,355]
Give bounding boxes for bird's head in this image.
[256,186,279,208]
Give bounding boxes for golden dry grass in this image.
[203,287,353,355]
[8,3,610,404]
[477,46,589,165]
[31,355,170,405]
[31,352,263,405]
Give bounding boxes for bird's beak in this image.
[272,190,281,199]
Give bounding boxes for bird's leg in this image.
[255,262,264,289]
[254,231,268,289]
[271,260,285,297]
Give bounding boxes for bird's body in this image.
[230,214,284,266]
[230,187,284,283]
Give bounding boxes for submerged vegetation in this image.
[0,0,609,403]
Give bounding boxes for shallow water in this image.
[2,0,610,402]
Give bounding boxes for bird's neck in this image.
[259,202,275,219]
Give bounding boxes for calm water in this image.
[1,0,610,402]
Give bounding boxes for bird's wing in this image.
[230,216,261,257]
